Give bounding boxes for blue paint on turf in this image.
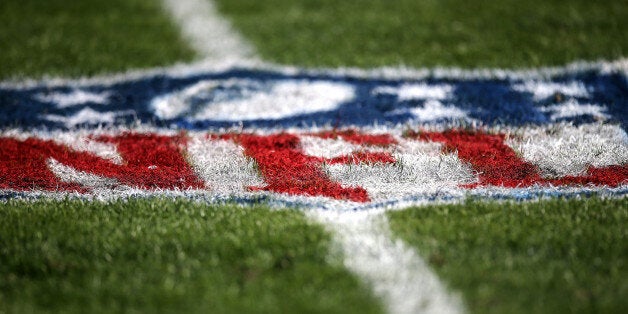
[1,68,626,130]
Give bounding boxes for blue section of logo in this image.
[0,68,626,130]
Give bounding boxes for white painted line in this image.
[186,135,265,193]
[506,124,628,178]
[47,158,121,192]
[308,209,465,314]
[160,0,258,64]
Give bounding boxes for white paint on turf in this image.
[302,134,477,201]
[151,80,219,120]
[35,89,111,108]
[151,79,355,122]
[308,209,464,314]
[187,135,265,193]
[512,80,589,101]
[539,100,609,121]
[51,134,124,165]
[300,136,366,159]
[325,152,476,201]
[506,123,628,177]
[191,80,353,121]
[161,0,257,64]
[373,83,453,100]
[402,100,471,122]
[42,108,135,128]
[48,158,119,189]
[9,131,125,165]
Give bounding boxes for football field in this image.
[0,1,627,313]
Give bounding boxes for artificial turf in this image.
[214,0,627,69]
[387,196,628,314]
[0,199,384,314]
[0,0,195,80]
[1,0,626,313]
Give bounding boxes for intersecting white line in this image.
[161,0,258,65]
[308,208,465,314]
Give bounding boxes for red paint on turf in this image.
[228,133,375,202]
[88,133,204,189]
[415,131,542,187]
[0,138,88,192]
[0,134,204,191]
[412,130,627,187]
[1,130,624,197]
[550,165,628,187]
[326,151,396,164]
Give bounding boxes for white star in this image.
[387,100,469,122]
[35,89,111,108]
[540,100,610,121]
[42,107,134,127]
[410,100,468,121]
[512,81,589,101]
[373,83,453,100]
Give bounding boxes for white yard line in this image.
[308,209,464,314]
[160,0,258,65]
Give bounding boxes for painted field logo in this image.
[1,127,626,207]
[0,63,627,208]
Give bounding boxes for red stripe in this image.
[228,133,371,202]
[412,130,627,187]
[0,138,88,192]
[0,134,204,191]
[549,165,628,187]
[86,133,204,189]
[326,151,396,164]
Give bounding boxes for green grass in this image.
[0,0,195,80]
[2,0,625,80]
[387,197,628,314]
[1,1,627,313]
[215,0,627,68]
[0,199,383,314]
